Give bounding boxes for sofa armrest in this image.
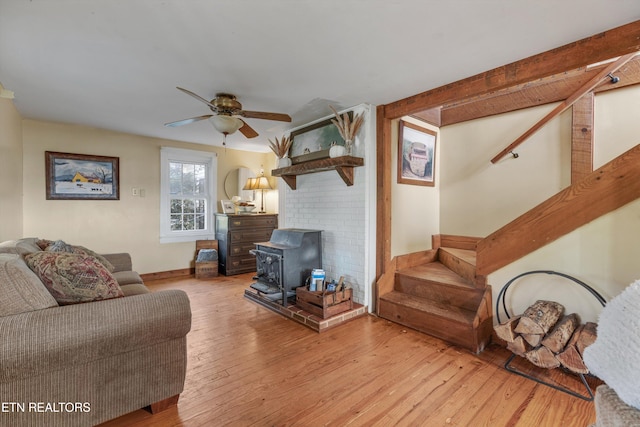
[0,290,191,383]
[102,252,133,272]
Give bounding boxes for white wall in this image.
[278,104,376,309]
[0,97,23,241]
[20,119,273,274]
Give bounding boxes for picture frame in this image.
[45,151,120,200]
[397,120,437,187]
[220,200,235,214]
[289,111,353,164]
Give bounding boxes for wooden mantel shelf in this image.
[272,156,364,190]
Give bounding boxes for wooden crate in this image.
[296,287,353,319]
[195,240,219,279]
[195,261,218,279]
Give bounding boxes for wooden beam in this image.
[383,20,640,120]
[411,108,441,127]
[476,144,640,276]
[440,56,640,126]
[571,92,594,183]
[376,105,392,279]
[490,53,636,163]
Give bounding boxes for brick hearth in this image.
[244,287,367,332]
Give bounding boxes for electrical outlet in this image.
[131,187,138,196]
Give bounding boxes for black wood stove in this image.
[250,228,322,306]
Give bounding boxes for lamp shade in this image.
[243,176,272,191]
[242,177,258,191]
[255,176,272,190]
[209,115,243,135]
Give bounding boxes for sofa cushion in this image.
[46,239,116,272]
[112,270,144,286]
[24,251,124,305]
[0,238,43,256]
[584,279,640,410]
[0,254,58,316]
[120,283,151,296]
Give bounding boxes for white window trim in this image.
[160,147,217,243]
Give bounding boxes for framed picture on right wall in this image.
[397,120,437,187]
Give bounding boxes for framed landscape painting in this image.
[45,151,120,200]
[288,111,353,164]
[397,120,437,187]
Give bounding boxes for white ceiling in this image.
[1,1,639,152]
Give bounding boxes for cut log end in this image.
[494,316,521,343]
[514,300,565,335]
[525,345,560,369]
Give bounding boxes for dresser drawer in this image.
[229,242,256,257]
[230,229,274,243]
[225,255,257,274]
[227,215,277,230]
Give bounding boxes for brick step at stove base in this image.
[244,286,366,333]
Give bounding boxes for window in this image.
[160,147,217,243]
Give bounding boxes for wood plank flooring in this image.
[99,273,598,427]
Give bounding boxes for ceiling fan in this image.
[165,87,292,144]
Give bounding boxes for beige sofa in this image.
[0,238,191,427]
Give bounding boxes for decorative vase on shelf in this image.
[277,157,292,168]
[329,144,346,158]
[344,139,353,156]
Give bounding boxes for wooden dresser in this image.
[214,213,278,276]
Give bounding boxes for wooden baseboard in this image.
[140,268,194,282]
[148,394,180,414]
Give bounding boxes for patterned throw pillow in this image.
[35,239,54,250]
[45,240,115,272]
[25,251,124,305]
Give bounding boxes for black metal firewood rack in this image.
[496,270,606,401]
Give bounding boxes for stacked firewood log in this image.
[494,300,597,374]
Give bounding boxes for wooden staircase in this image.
[377,236,492,354]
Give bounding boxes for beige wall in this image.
[21,120,274,274]
[440,103,572,236]
[439,85,640,322]
[0,97,23,241]
[391,117,440,256]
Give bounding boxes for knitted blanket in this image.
[583,280,640,410]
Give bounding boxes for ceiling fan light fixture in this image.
[209,115,243,135]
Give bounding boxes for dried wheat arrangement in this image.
[329,106,365,142]
[268,135,292,158]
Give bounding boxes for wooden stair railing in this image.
[490,53,637,163]
[477,143,640,276]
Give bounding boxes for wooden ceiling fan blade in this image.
[238,119,259,138]
[176,87,217,110]
[241,110,292,122]
[164,115,212,127]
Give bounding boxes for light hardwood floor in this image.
[99,274,598,427]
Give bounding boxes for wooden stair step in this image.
[395,262,483,311]
[396,262,474,289]
[380,291,476,325]
[378,291,481,351]
[440,247,476,265]
[438,247,484,287]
